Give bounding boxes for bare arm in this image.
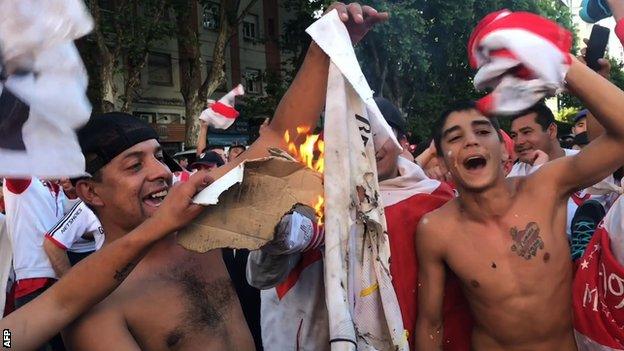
[0,171,212,351]
[43,238,71,277]
[415,216,446,351]
[204,3,388,181]
[196,121,208,156]
[536,58,624,196]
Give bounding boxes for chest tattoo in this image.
[509,222,544,260]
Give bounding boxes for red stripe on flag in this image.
[211,102,239,119]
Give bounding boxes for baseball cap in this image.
[76,112,182,176]
[374,97,408,135]
[574,109,588,124]
[190,151,225,170]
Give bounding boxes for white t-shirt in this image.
[3,178,64,280]
[507,149,613,236]
[45,201,104,253]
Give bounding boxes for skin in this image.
[415,57,624,350]
[607,0,624,21]
[43,239,72,277]
[227,146,245,162]
[509,113,564,164]
[179,158,189,169]
[0,171,213,351]
[65,3,387,351]
[573,117,587,136]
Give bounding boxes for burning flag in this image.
[307,10,407,351]
[199,84,244,130]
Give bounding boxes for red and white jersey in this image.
[508,149,614,236]
[573,195,624,350]
[45,201,103,253]
[258,250,328,351]
[3,178,64,280]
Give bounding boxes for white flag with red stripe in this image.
[199,84,244,130]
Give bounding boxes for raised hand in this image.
[151,170,213,233]
[579,38,612,79]
[324,2,389,44]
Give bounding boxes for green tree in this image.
[245,0,579,141]
[173,0,259,147]
[81,0,175,113]
[355,0,577,140]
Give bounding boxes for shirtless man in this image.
[64,4,371,350]
[415,56,624,350]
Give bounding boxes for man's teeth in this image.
[149,190,168,199]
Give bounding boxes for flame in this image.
[313,195,325,225]
[283,126,325,224]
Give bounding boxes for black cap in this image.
[190,151,225,169]
[77,112,181,176]
[574,109,588,124]
[374,97,408,135]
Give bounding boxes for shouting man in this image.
[415,55,624,350]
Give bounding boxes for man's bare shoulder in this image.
[63,296,132,350]
[420,198,459,228]
[416,199,459,250]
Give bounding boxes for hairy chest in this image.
[118,254,240,350]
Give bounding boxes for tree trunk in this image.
[185,97,204,147]
[100,51,116,112]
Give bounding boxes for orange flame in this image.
[284,127,325,224]
[313,195,325,225]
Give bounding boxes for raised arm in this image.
[535,57,624,196]
[0,171,212,351]
[204,3,388,181]
[415,216,446,351]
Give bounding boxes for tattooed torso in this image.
[421,177,576,350]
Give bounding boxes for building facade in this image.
[110,0,290,153]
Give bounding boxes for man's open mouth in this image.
[143,188,168,208]
[463,155,487,171]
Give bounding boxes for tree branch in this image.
[235,0,260,24]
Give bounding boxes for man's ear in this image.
[547,122,558,140]
[500,142,509,162]
[75,179,105,209]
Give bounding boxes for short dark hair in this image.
[432,101,502,156]
[433,101,477,156]
[510,102,555,131]
[229,145,245,153]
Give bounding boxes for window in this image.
[242,14,259,40]
[133,112,155,124]
[244,68,262,94]
[148,52,173,86]
[202,2,220,30]
[155,113,183,124]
